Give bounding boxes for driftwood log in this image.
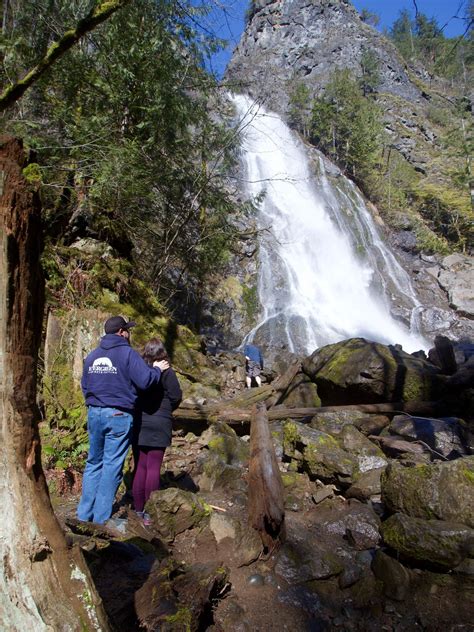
[248,403,285,554]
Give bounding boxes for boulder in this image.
[146,488,212,542]
[201,422,250,466]
[274,540,344,584]
[381,457,474,528]
[437,254,474,319]
[371,550,411,601]
[389,414,466,459]
[310,410,370,435]
[208,512,262,566]
[316,498,381,550]
[339,425,388,474]
[280,373,321,408]
[283,420,357,484]
[346,467,385,502]
[381,512,474,569]
[302,338,441,405]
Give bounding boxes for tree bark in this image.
[248,403,285,553]
[0,136,110,630]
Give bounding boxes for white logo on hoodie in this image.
[89,357,117,374]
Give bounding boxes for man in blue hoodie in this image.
[244,343,264,388]
[78,316,169,524]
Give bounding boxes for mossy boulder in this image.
[381,512,474,569]
[283,420,358,484]
[310,410,372,435]
[146,488,212,542]
[283,420,385,485]
[280,373,321,408]
[381,457,474,527]
[302,338,441,405]
[201,422,250,466]
[339,425,388,474]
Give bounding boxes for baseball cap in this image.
[104,316,136,334]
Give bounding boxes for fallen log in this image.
[173,400,447,426]
[248,403,285,554]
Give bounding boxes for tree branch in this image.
[0,0,131,112]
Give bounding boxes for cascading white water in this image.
[232,94,428,354]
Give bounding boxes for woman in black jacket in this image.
[132,338,182,522]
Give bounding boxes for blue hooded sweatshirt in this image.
[81,334,162,412]
[244,344,263,368]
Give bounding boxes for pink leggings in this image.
[132,446,166,512]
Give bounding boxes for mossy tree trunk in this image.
[0,136,110,630]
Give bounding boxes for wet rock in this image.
[302,338,441,405]
[389,414,466,459]
[381,512,474,568]
[372,549,411,601]
[381,457,474,527]
[146,488,212,542]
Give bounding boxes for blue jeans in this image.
[77,406,133,524]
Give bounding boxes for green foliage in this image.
[288,81,311,137]
[2,0,247,330]
[359,49,380,95]
[389,8,473,79]
[310,70,383,184]
[359,8,380,27]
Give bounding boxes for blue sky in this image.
[206,0,470,77]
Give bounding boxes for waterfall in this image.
[231,94,428,354]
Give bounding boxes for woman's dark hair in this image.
[142,338,169,365]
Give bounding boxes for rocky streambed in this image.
[56,336,474,631]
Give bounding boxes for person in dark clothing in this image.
[244,343,264,388]
[132,338,182,524]
[78,316,169,524]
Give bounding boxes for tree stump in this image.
[248,402,285,554]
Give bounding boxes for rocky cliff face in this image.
[226,0,444,173]
[227,0,419,106]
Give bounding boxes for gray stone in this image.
[381,457,474,528]
[382,512,474,569]
[389,414,466,459]
[346,467,385,501]
[372,549,411,601]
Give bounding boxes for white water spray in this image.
[232,94,428,354]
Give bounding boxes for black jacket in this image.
[134,368,182,447]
